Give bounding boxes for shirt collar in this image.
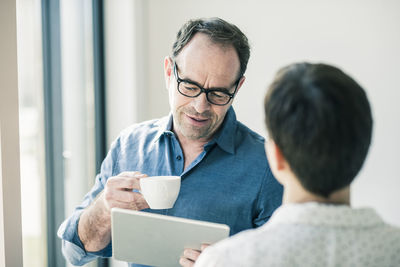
[153,107,237,154]
[153,113,174,142]
[268,202,384,228]
[209,106,237,154]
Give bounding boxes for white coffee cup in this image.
[139,176,181,209]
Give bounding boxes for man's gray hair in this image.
[172,17,250,79]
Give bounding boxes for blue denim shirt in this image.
[57,107,283,266]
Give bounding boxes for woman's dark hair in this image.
[264,63,373,197]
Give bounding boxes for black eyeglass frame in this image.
[173,61,241,106]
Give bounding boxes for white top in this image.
[195,202,400,267]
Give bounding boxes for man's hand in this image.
[102,171,150,212]
[179,244,210,267]
[78,171,149,252]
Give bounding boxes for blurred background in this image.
[13,0,400,266]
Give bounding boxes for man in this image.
[193,63,400,266]
[57,17,283,266]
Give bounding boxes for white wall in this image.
[107,0,400,228]
[105,0,149,145]
[105,2,149,265]
[142,0,400,225]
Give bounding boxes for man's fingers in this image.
[118,171,146,178]
[183,248,201,261]
[105,194,149,210]
[179,256,194,267]
[106,177,139,190]
[200,243,210,251]
[105,188,138,203]
[128,194,150,210]
[103,172,151,211]
[112,199,149,210]
[107,172,147,190]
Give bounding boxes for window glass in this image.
[60,1,97,266]
[17,0,47,266]
[18,0,97,266]
[60,0,96,216]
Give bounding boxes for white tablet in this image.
[111,208,230,266]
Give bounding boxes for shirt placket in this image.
[166,132,185,175]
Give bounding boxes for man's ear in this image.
[164,56,173,89]
[234,76,246,95]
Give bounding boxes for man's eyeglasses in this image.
[173,62,241,106]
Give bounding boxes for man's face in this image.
[164,33,245,142]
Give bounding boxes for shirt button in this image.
[176,155,182,160]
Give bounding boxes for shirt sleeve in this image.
[253,165,283,227]
[57,136,121,265]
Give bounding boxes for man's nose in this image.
[192,92,211,113]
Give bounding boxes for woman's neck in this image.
[283,177,350,206]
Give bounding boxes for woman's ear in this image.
[266,139,289,185]
[272,142,287,171]
[266,139,286,170]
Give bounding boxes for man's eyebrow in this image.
[180,77,235,92]
[180,77,203,88]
